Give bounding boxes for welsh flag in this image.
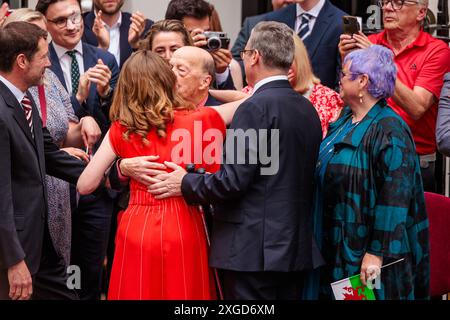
[331,274,376,300]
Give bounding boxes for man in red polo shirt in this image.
[339,0,450,192]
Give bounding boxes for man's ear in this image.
[16,53,28,71]
[417,6,428,24]
[200,74,213,91]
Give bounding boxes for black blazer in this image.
[181,80,323,272]
[48,41,119,136]
[82,11,154,68]
[0,81,85,276]
[231,1,347,89]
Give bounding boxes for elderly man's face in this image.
[169,52,208,104]
[382,1,427,31]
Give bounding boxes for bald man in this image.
[170,46,222,107]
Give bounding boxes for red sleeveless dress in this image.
[107,107,225,300]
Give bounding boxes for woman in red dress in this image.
[77,50,242,300]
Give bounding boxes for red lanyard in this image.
[37,85,47,127]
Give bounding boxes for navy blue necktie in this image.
[298,13,313,40]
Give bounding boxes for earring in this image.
[359,92,364,104]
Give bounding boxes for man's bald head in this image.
[173,46,215,79]
[170,46,215,105]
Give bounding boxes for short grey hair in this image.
[418,0,429,7]
[247,21,294,71]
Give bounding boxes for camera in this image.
[202,32,230,52]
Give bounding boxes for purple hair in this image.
[344,45,397,100]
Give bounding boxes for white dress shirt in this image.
[295,0,326,37]
[253,75,288,93]
[0,75,26,105]
[96,11,122,66]
[52,41,85,95]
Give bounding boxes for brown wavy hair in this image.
[139,19,193,51]
[109,50,190,142]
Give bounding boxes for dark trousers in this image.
[71,187,113,300]
[421,162,436,192]
[0,226,78,300]
[33,226,78,300]
[220,269,305,300]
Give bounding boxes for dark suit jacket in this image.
[82,11,154,68]
[205,93,223,107]
[181,80,323,272]
[231,1,347,89]
[48,41,119,135]
[0,81,85,276]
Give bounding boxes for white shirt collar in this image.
[0,74,26,103]
[94,10,122,29]
[52,41,84,60]
[253,75,288,93]
[296,0,326,18]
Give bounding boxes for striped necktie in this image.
[298,13,313,40]
[67,50,80,95]
[21,95,34,138]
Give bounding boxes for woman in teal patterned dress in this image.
[311,45,430,300]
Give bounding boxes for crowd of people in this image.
[0,0,449,301]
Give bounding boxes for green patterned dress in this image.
[318,100,430,300]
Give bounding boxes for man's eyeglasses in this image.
[240,49,256,59]
[47,12,82,29]
[378,0,420,11]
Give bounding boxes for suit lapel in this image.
[49,42,68,92]
[0,82,37,148]
[303,1,333,59]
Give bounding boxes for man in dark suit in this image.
[231,0,295,78]
[0,22,85,300]
[36,0,119,300]
[148,21,323,300]
[82,0,154,69]
[232,0,347,89]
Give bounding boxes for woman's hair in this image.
[140,19,193,50]
[109,50,190,142]
[344,45,397,100]
[291,33,320,94]
[4,8,47,25]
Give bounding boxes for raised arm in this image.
[77,130,117,195]
[211,97,248,125]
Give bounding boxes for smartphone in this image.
[342,16,360,35]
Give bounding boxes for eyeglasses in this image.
[378,0,420,11]
[339,71,362,80]
[240,49,256,59]
[47,12,82,29]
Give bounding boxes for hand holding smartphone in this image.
[342,16,361,36]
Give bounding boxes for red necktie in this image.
[21,95,34,138]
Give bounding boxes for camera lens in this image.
[207,36,221,51]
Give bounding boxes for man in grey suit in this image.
[437,72,450,157]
